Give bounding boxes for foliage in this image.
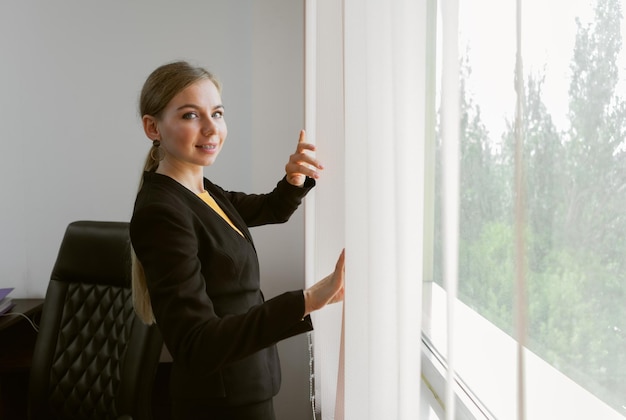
[434,0,626,412]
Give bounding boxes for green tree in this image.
[522,74,563,273]
[450,0,626,412]
[564,0,624,252]
[506,0,626,410]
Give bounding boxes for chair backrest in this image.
[28,221,163,420]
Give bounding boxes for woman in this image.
[129,60,344,419]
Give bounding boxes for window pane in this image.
[427,0,626,417]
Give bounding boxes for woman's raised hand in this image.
[303,249,345,316]
[285,130,324,187]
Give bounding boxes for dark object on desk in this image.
[28,221,163,420]
[0,287,15,314]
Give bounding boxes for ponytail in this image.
[131,245,155,325]
[131,141,161,325]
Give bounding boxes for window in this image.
[423,0,626,418]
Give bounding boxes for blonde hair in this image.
[131,246,155,324]
[131,60,221,325]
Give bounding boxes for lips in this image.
[196,144,218,150]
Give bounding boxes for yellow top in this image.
[197,190,244,237]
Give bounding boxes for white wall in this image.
[249,2,312,418]
[0,1,310,418]
[0,1,253,297]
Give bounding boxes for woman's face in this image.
[155,78,227,169]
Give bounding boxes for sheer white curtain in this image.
[304,0,346,418]
[439,0,460,419]
[305,0,427,419]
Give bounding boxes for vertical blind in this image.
[306,0,530,418]
[304,0,346,418]
[306,0,426,418]
[439,0,461,418]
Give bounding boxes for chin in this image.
[202,157,218,167]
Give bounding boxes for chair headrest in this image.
[51,220,132,288]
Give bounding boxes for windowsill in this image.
[422,283,625,419]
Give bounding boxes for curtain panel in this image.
[305,0,428,418]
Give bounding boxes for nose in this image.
[202,116,216,137]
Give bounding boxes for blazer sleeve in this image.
[130,199,313,376]
[215,176,316,227]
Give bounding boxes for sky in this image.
[456,0,625,138]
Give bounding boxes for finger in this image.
[336,248,345,270]
[296,142,317,153]
[298,129,306,144]
[334,250,345,286]
[285,162,320,179]
[286,151,324,172]
[291,152,324,170]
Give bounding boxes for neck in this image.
[156,161,205,194]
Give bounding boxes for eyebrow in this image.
[176,104,224,111]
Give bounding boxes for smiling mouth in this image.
[197,144,217,150]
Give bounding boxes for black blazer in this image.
[130,171,314,407]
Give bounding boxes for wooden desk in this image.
[0,299,43,329]
[0,299,44,420]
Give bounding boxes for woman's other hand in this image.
[303,249,345,316]
[285,130,324,186]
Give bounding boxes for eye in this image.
[182,112,198,120]
[212,110,224,119]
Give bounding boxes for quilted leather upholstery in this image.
[28,221,163,420]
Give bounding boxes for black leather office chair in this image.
[28,221,163,420]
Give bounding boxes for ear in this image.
[142,115,160,141]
